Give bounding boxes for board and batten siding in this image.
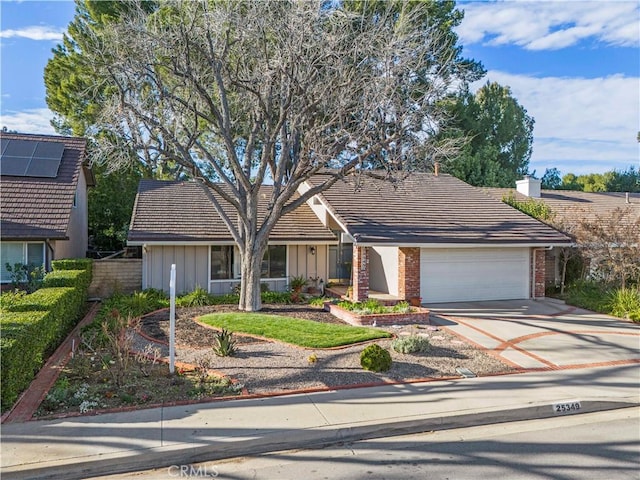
[143,244,329,295]
[143,245,209,294]
[288,244,328,283]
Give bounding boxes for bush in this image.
[177,286,214,307]
[1,258,92,412]
[309,296,329,308]
[360,344,392,372]
[1,311,51,410]
[262,291,292,304]
[392,335,430,354]
[608,288,640,322]
[0,290,27,312]
[565,280,611,313]
[43,269,92,291]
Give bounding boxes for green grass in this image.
[199,312,391,348]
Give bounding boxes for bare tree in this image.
[83,0,466,310]
[574,207,640,289]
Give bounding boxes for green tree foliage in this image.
[541,168,562,190]
[46,0,478,311]
[559,167,639,193]
[441,82,535,187]
[88,163,142,251]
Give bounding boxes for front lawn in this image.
[198,312,391,348]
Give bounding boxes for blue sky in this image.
[1,0,638,177]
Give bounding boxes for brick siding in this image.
[398,247,421,301]
[352,245,369,302]
[88,259,142,298]
[531,249,546,298]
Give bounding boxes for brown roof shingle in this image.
[484,187,640,228]
[128,180,337,243]
[1,132,87,240]
[311,172,572,245]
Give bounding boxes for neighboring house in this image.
[128,172,572,303]
[0,132,94,284]
[484,177,640,288]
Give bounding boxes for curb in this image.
[2,398,637,480]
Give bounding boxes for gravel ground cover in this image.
[138,305,514,395]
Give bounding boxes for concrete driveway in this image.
[428,299,640,371]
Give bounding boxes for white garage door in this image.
[420,247,530,303]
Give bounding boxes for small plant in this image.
[289,275,307,302]
[212,328,238,357]
[360,344,392,372]
[178,286,212,307]
[307,353,318,364]
[608,287,640,322]
[392,301,411,313]
[391,335,430,354]
[309,296,329,308]
[4,262,45,293]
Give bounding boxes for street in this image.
[101,407,639,480]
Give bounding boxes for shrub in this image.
[608,288,640,322]
[392,335,430,354]
[212,329,238,357]
[565,280,611,313]
[1,311,50,410]
[262,291,292,304]
[0,290,27,312]
[43,269,91,291]
[177,286,213,307]
[309,296,329,308]
[360,344,392,372]
[392,301,411,313]
[52,258,93,275]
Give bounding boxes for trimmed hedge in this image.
[1,311,52,410]
[1,259,93,412]
[42,269,91,291]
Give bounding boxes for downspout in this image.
[45,239,55,272]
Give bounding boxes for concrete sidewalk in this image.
[2,364,638,480]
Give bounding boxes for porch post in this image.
[532,248,546,299]
[398,247,421,302]
[352,244,369,302]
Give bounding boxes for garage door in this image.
[420,248,530,303]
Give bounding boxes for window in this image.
[0,242,45,283]
[262,245,286,278]
[210,246,234,279]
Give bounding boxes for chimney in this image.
[515,175,541,198]
[434,162,439,177]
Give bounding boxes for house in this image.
[484,176,640,288]
[0,132,94,284]
[128,172,572,304]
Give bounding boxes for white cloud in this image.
[0,108,56,134]
[458,1,640,50]
[472,71,640,175]
[0,26,64,41]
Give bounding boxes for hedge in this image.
[1,311,51,410]
[42,269,91,291]
[0,259,93,412]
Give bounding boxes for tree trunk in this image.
[560,249,569,295]
[239,243,265,311]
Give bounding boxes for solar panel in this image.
[0,139,65,178]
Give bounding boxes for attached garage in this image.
[420,247,530,303]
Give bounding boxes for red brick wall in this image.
[531,249,546,298]
[352,245,369,302]
[398,247,421,301]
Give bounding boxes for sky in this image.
[0,0,638,177]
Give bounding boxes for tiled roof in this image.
[0,132,87,240]
[128,180,337,243]
[310,172,572,245]
[484,188,640,227]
